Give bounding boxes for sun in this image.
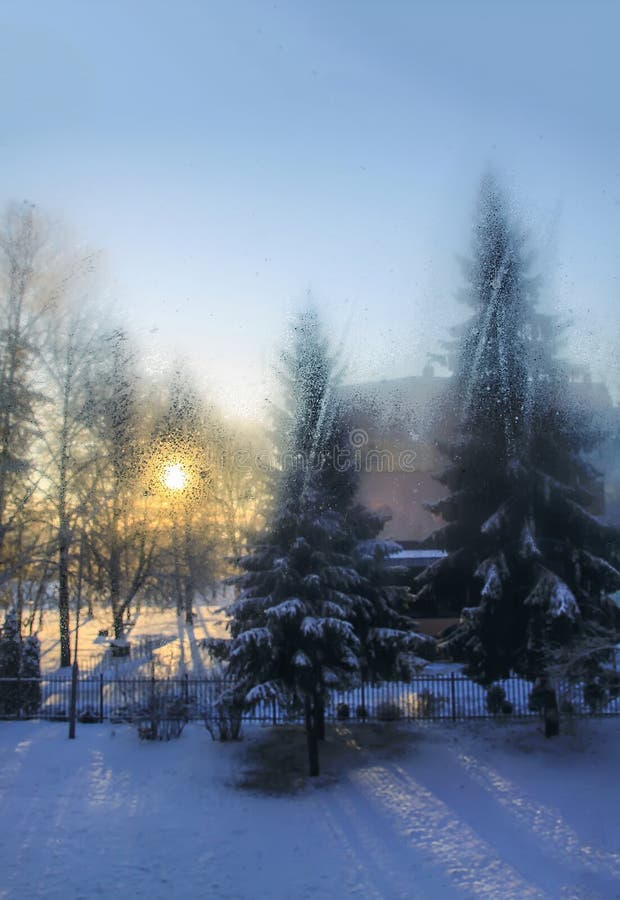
[162,462,188,492]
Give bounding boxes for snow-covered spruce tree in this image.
[416,175,620,728]
[211,308,428,775]
[0,608,21,715]
[19,634,40,716]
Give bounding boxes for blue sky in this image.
[1,0,618,415]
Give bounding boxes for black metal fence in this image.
[1,671,619,723]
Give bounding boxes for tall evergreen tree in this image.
[0,608,21,715]
[19,634,41,716]
[417,176,620,719]
[211,308,427,775]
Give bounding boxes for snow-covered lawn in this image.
[1,718,618,899]
[36,601,230,676]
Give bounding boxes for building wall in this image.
[345,371,617,544]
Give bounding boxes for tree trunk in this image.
[58,587,71,667]
[110,542,123,639]
[184,582,193,624]
[316,695,326,741]
[304,696,320,777]
[544,687,560,738]
[58,527,71,667]
[113,606,125,641]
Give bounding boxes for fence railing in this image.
[1,671,619,723]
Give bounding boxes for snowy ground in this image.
[1,717,619,899]
[36,600,230,676]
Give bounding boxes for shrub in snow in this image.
[486,684,507,716]
[336,702,350,720]
[0,610,22,716]
[110,705,133,724]
[203,697,243,741]
[376,700,403,721]
[137,693,188,741]
[407,689,444,719]
[529,678,560,736]
[19,635,41,716]
[416,175,620,731]
[601,669,620,700]
[529,680,556,713]
[501,700,514,715]
[559,698,576,716]
[583,680,607,714]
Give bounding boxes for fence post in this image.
[450,672,457,722]
[99,673,104,722]
[150,662,156,720]
[271,697,277,726]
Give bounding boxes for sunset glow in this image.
[162,463,188,492]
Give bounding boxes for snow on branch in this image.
[340,648,361,670]
[535,469,575,505]
[300,616,323,638]
[565,499,607,532]
[321,600,346,618]
[302,573,321,589]
[300,616,357,642]
[232,545,279,573]
[414,549,464,587]
[292,649,312,668]
[459,606,481,624]
[519,519,541,560]
[229,594,270,618]
[311,513,345,536]
[481,502,509,536]
[525,568,579,619]
[425,489,471,519]
[368,627,409,645]
[322,566,362,588]
[321,667,343,686]
[244,681,289,705]
[355,539,402,561]
[265,597,306,620]
[230,627,273,658]
[577,551,620,591]
[475,555,507,601]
